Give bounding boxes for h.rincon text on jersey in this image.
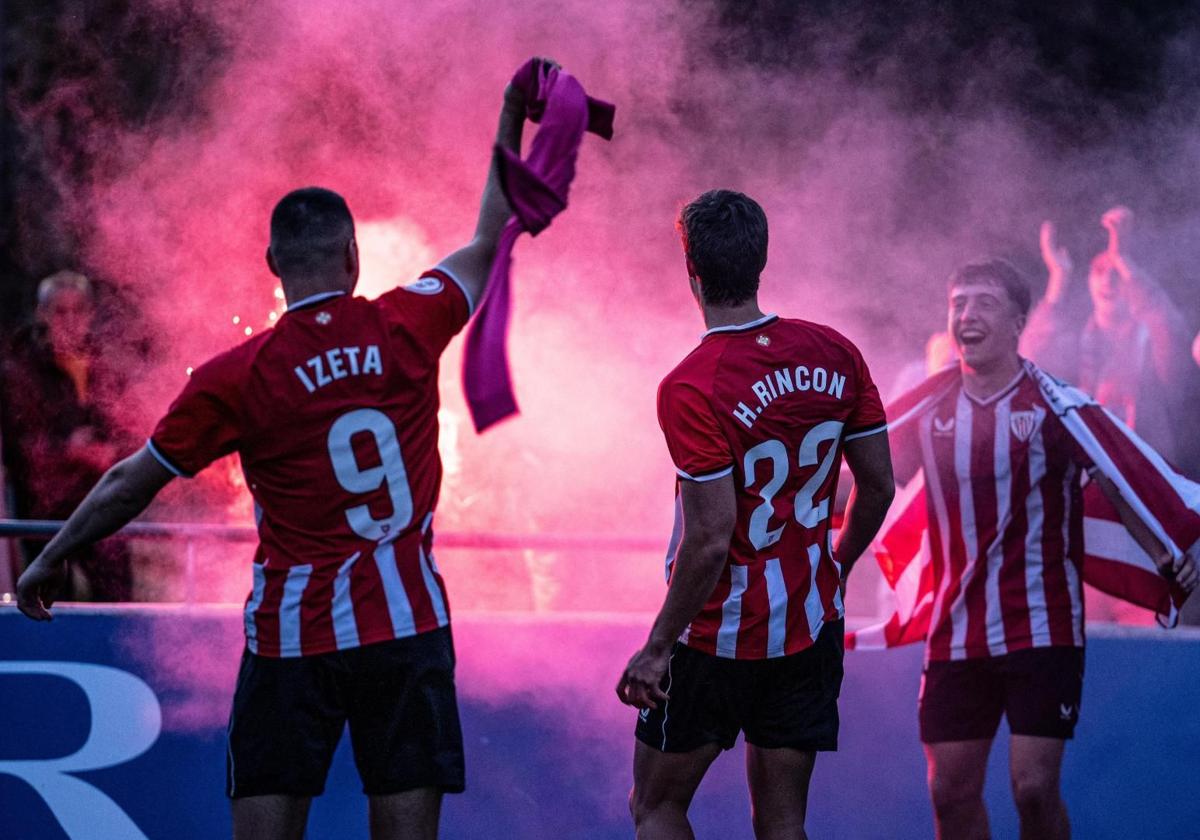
[733,363,850,430]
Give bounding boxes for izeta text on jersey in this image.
[294,344,384,393]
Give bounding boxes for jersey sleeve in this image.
[148,357,242,478]
[844,345,888,442]
[657,378,734,482]
[376,267,472,358]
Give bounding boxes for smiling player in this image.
[890,259,1198,840]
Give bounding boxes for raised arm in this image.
[1102,207,1191,385]
[1020,220,1079,377]
[836,430,896,587]
[436,79,532,310]
[16,445,175,620]
[616,474,736,709]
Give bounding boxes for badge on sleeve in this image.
[403,276,445,296]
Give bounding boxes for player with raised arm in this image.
[16,71,537,840]
[616,190,896,840]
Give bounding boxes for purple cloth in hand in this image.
[462,59,615,432]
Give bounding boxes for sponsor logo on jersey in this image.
[315,311,332,325]
[1010,408,1043,443]
[403,276,445,295]
[756,334,770,346]
[933,416,955,436]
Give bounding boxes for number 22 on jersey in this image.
[743,420,844,550]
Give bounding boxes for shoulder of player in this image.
[777,316,859,348]
[659,340,722,392]
[186,329,273,388]
[376,270,468,312]
[774,317,869,372]
[657,351,722,417]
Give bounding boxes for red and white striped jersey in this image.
[149,269,472,657]
[658,314,887,660]
[893,368,1090,661]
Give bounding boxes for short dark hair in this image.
[947,259,1031,317]
[269,187,355,276]
[678,190,768,307]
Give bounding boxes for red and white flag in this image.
[848,361,1197,650]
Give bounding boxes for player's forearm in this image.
[645,538,729,651]
[37,459,157,567]
[834,482,894,578]
[471,103,525,248]
[1096,473,1169,565]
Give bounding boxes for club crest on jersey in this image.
[315,311,332,325]
[403,276,445,295]
[756,334,770,346]
[933,416,955,436]
[1009,408,1043,443]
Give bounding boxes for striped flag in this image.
[849,361,1196,650]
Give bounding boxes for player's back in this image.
[658,315,886,659]
[150,273,471,656]
[240,292,446,560]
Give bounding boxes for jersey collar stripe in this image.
[374,542,417,637]
[675,465,733,482]
[844,423,889,442]
[702,313,778,337]
[278,564,313,657]
[146,439,190,478]
[430,265,476,317]
[286,290,347,311]
[244,563,268,655]
[716,565,748,657]
[332,553,362,650]
[963,367,1025,407]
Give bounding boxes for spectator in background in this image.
[1023,208,1197,625]
[0,270,135,600]
[1023,207,1192,464]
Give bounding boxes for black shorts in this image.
[919,645,1084,743]
[226,627,465,798]
[635,619,844,753]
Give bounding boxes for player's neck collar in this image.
[287,290,347,312]
[961,365,1026,407]
[703,313,778,337]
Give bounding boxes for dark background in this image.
[3,0,1198,329]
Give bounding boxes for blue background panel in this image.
[0,607,1196,839]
